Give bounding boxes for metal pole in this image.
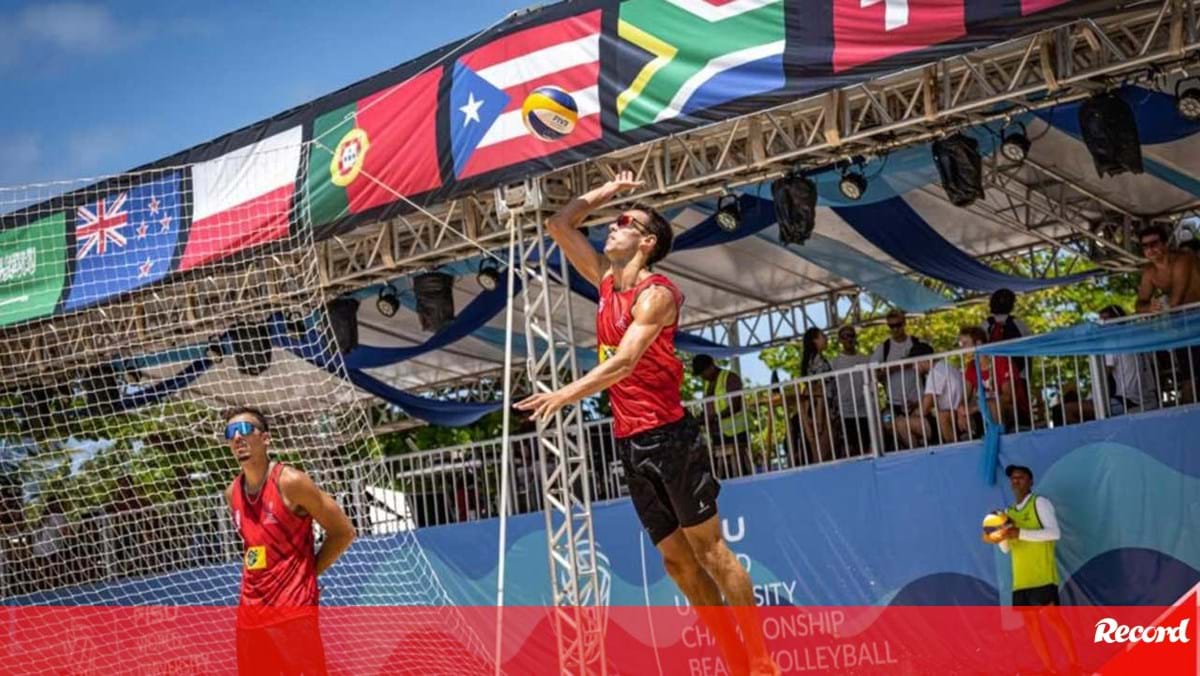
[494,216,519,676]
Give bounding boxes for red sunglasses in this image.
[615,213,649,233]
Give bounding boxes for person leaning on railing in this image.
[869,310,934,451]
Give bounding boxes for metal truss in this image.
[513,183,607,676]
[0,251,318,384]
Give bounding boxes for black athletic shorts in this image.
[1012,583,1060,607]
[236,612,328,675]
[616,414,721,545]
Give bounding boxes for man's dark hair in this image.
[629,202,673,267]
[691,354,716,376]
[1138,223,1170,245]
[225,406,270,432]
[989,288,1016,315]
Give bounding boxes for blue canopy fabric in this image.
[834,196,1093,292]
[978,308,1200,358]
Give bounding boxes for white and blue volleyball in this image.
[522,86,578,142]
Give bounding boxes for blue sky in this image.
[0,0,532,185]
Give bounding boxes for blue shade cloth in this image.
[978,308,1200,357]
[347,370,502,427]
[834,196,1093,292]
[344,277,518,370]
[269,315,502,428]
[1036,85,1200,145]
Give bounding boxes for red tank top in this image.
[229,463,319,615]
[596,273,685,438]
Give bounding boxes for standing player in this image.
[224,407,356,674]
[516,171,776,675]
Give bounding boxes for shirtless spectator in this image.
[1135,224,1200,402]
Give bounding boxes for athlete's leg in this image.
[683,514,777,675]
[658,529,749,675]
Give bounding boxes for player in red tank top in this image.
[516,172,777,676]
[223,407,356,674]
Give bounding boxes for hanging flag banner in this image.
[0,213,66,327]
[306,68,444,228]
[65,173,183,311]
[449,10,602,179]
[182,126,302,271]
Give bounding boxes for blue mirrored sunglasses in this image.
[224,421,261,441]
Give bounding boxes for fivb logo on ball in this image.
[1093,617,1191,644]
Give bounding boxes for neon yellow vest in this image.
[711,369,749,437]
[1005,494,1059,591]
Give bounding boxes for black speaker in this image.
[1079,92,1143,177]
[231,321,274,376]
[771,173,818,245]
[326,298,360,353]
[413,272,456,332]
[932,134,985,207]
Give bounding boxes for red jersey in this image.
[229,463,319,616]
[596,273,685,438]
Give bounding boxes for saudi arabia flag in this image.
[305,67,444,228]
[0,213,66,327]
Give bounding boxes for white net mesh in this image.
[0,137,492,672]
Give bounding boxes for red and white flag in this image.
[182,126,302,271]
[832,0,966,73]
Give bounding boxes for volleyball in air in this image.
[982,511,1011,543]
[522,86,578,141]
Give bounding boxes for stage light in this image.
[1079,92,1143,177]
[1000,122,1030,163]
[326,298,360,353]
[1176,79,1200,121]
[376,285,400,318]
[771,172,818,245]
[413,272,456,332]
[838,169,867,201]
[715,194,741,231]
[477,261,501,292]
[931,134,985,207]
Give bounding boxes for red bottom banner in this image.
[1,595,1195,674]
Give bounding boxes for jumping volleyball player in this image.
[224,407,356,674]
[516,171,777,675]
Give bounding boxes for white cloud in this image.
[18,3,126,55]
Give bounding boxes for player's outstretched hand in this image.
[602,169,644,198]
[515,390,567,422]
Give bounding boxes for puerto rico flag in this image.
[832,0,966,73]
[449,10,602,179]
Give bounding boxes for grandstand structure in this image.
[2,0,1200,673]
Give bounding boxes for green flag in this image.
[616,0,786,132]
[0,213,67,327]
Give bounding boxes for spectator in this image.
[794,327,835,465]
[31,496,68,591]
[692,354,752,478]
[1135,223,1200,313]
[869,310,933,450]
[1098,305,1160,415]
[830,326,871,456]
[981,288,1032,344]
[912,349,965,446]
[958,326,1029,435]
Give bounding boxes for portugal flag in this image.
[305,67,444,228]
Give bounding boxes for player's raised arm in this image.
[280,467,356,576]
[545,170,644,287]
